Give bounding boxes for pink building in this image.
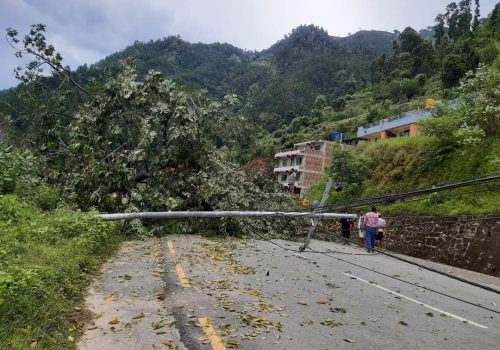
[274,140,333,197]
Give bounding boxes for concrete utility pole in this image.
[300,177,334,252]
[99,210,356,221]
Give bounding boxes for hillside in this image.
[69,25,395,123]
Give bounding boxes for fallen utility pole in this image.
[300,177,334,252]
[99,211,356,221]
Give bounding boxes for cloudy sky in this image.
[1,0,498,89]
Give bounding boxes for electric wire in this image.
[249,227,500,315]
[315,225,500,295]
[307,174,500,212]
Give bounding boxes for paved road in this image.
[163,234,500,350]
[78,239,187,350]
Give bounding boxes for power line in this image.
[247,226,500,315]
[310,174,500,212]
[316,225,500,295]
[305,240,500,315]
[249,230,374,256]
[256,227,500,315]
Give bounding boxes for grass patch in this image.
[0,195,121,349]
[306,136,500,215]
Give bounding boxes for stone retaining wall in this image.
[321,215,500,277]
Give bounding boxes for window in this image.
[294,157,302,165]
[281,159,288,166]
[314,144,321,150]
[281,174,287,182]
[296,173,301,181]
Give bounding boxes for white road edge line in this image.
[343,272,488,329]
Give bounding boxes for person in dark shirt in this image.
[340,217,351,245]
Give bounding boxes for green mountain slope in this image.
[69,25,395,123]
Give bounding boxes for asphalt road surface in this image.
[162,234,500,350]
[78,235,500,350]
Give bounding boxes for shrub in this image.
[0,195,121,349]
[0,145,36,195]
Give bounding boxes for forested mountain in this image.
[67,25,395,124]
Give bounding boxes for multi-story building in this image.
[274,140,334,197]
[357,99,435,141]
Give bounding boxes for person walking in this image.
[376,214,386,249]
[356,211,365,247]
[339,217,351,245]
[363,207,379,253]
[288,169,297,194]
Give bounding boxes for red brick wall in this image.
[303,172,320,186]
[304,156,323,172]
[302,149,322,156]
[324,143,333,166]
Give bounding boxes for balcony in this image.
[278,180,306,188]
[357,109,433,137]
[275,149,302,158]
[274,165,304,173]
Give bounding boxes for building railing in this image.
[357,109,434,137]
[275,149,301,158]
[274,165,304,173]
[278,180,305,188]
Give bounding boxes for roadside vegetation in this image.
[0,146,121,349]
[0,1,498,348]
[307,68,500,214]
[305,2,500,214]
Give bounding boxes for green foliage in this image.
[327,146,369,197]
[0,195,121,349]
[382,188,500,215]
[441,54,467,87]
[6,24,88,94]
[46,64,297,236]
[1,25,397,135]
[346,135,500,214]
[32,184,62,211]
[0,144,36,195]
[460,63,500,136]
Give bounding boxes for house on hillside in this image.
[274,140,333,197]
[357,99,435,141]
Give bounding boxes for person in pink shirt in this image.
[363,207,379,253]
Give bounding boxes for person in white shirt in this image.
[376,214,386,249]
[356,211,365,246]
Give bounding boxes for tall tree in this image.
[472,0,481,30]
[434,13,447,44]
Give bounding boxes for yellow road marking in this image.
[199,317,226,350]
[167,240,176,254]
[175,264,190,287]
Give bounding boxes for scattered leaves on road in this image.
[330,307,347,313]
[321,319,343,327]
[154,290,165,300]
[103,294,117,301]
[225,338,240,348]
[108,318,120,325]
[246,290,262,297]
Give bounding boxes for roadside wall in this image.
[321,215,500,277]
[383,215,500,277]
